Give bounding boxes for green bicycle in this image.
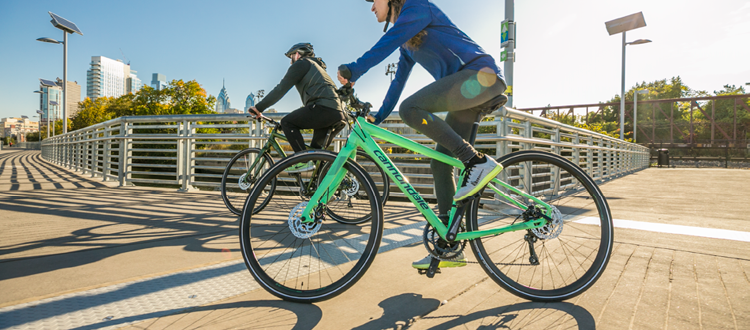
[220,115,390,218]
[239,88,613,303]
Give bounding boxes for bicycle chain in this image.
[432,254,537,267]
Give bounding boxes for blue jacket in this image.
[343,0,504,124]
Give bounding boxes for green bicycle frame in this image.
[239,128,289,182]
[301,117,550,241]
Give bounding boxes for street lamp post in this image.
[621,39,652,140]
[385,63,397,82]
[634,89,649,143]
[605,12,650,140]
[37,12,83,134]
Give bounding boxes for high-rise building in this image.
[151,73,167,91]
[86,56,132,99]
[216,80,231,113]
[245,93,256,113]
[126,69,142,94]
[58,79,82,119]
[38,79,62,122]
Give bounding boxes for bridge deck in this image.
[1,149,749,329]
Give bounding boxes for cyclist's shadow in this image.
[352,293,441,330]
[422,301,596,330]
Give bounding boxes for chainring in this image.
[423,223,466,259]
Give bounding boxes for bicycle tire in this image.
[325,150,390,224]
[240,150,383,303]
[467,150,613,302]
[221,148,276,215]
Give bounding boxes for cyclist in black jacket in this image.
[249,43,347,172]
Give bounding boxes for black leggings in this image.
[280,104,347,153]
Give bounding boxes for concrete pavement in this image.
[1,149,749,329]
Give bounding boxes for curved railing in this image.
[41,107,650,199]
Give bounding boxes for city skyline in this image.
[1,0,748,121]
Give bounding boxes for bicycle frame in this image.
[236,127,288,183]
[302,117,551,241]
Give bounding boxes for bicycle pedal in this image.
[418,268,441,276]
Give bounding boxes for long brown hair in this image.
[390,0,427,50]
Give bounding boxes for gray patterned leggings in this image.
[398,69,507,215]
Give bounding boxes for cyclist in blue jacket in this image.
[338,0,508,269]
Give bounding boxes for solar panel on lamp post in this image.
[37,12,83,135]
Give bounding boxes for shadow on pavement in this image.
[69,300,323,330]
[420,301,595,329]
[0,186,238,282]
[353,293,441,330]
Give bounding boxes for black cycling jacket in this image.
[256,57,342,112]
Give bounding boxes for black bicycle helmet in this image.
[365,0,393,33]
[285,43,314,58]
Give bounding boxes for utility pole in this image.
[385,63,397,82]
[502,0,515,108]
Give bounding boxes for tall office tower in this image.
[151,73,167,91]
[245,93,256,113]
[38,79,62,122]
[216,80,231,113]
[126,69,142,94]
[63,80,82,118]
[86,56,130,99]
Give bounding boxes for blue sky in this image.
[1,0,749,120]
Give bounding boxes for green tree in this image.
[72,97,114,130]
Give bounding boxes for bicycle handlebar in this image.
[337,83,372,118]
[248,113,281,127]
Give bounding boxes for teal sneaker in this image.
[285,161,315,173]
[412,252,467,270]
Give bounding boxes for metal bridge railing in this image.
[41,107,649,199]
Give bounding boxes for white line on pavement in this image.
[574,217,750,243]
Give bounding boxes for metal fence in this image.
[14,142,42,150]
[41,107,649,199]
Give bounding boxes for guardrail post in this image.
[178,120,195,192]
[118,121,133,187]
[91,129,99,178]
[523,121,532,151]
[102,125,111,181]
[496,114,507,158]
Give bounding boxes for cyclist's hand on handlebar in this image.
[248,106,262,119]
[366,115,376,123]
[337,71,355,87]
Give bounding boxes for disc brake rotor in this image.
[238,173,252,190]
[342,174,360,197]
[288,202,322,239]
[531,205,563,239]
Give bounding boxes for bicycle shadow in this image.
[352,293,440,330]
[420,301,595,330]
[67,300,323,330]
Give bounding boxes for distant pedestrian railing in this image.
[41,107,649,199]
[15,142,42,150]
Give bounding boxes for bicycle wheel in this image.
[240,150,383,303]
[221,148,276,215]
[467,150,613,302]
[324,151,390,224]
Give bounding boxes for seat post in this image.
[468,113,481,145]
